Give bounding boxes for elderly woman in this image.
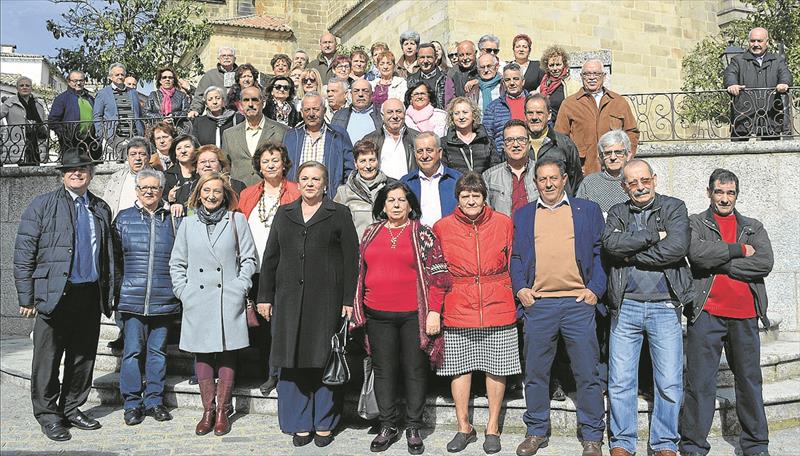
[442,96,498,174]
[169,172,257,437]
[511,34,545,93]
[352,180,449,455]
[331,55,355,86]
[226,63,261,114]
[396,30,420,78]
[432,172,520,454]
[370,51,407,110]
[297,68,324,110]
[257,161,358,448]
[173,145,246,210]
[148,121,175,170]
[366,42,389,81]
[163,134,198,200]
[145,68,190,120]
[191,86,243,147]
[350,49,370,79]
[0,76,48,164]
[404,81,448,138]
[333,139,393,237]
[270,54,292,79]
[264,76,300,128]
[113,168,180,426]
[539,45,579,120]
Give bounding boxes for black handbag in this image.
[322,317,350,386]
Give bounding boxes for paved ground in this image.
[0,380,798,456]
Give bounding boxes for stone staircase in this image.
[2,314,798,436]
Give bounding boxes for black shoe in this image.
[447,426,477,452]
[371,426,399,452]
[106,336,124,351]
[551,384,566,401]
[483,434,501,454]
[314,432,334,447]
[292,433,313,447]
[259,376,278,397]
[67,410,102,430]
[406,428,425,455]
[145,405,173,421]
[41,422,71,441]
[124,407,145,426]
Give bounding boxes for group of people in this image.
[12,25,784,456]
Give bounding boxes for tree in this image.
[46,0,212,83]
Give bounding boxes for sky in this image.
[1,0,80,59]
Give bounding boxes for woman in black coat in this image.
[442,96,500,173]
[263,76,301,128]
[257,161,358,448]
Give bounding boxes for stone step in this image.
[718,339,800,388]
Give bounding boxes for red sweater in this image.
[507,96,526,121]
[704,213,756,319]
[363,226,418,312]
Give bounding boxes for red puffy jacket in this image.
[432,206,517,328]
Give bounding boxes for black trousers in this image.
[365,308,428,429]
[680,311,769,456]
[31,282,102,426]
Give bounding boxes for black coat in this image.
[522,60,545,93]
[14,186,114,316]
[191,112,244,146]
[442,125,499,174]
[264,98,301,128]
[258,198,359,368]
[363,127,420,174]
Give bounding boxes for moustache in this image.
[633,188,651,197]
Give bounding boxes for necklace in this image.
[385,222,408,249]
[257,191,280,228]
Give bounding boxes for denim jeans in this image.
[119,314,171,410]
[609,299,683,454]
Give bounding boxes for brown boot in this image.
[213,380,233,436]
[195,379,216,435]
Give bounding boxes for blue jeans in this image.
[119,314,171,410]
[609,299,683,454]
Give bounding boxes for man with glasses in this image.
[188,47,238,118]
[400,131,461,227]
[478,34,506,68]
[483,119,538,217]
[407,43,455,109]
[364,98,419,179]
[576,129,631,216]
[602,159,691,456]
[93,63,145,161]
[49,71,101,159]
[308,32,339,85]
[554,59,638,176]
[331,78,382,144]
[452,40,479,97]
[484,62,529,154]
[471,53,503,114]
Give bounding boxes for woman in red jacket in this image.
[432,172,520,454]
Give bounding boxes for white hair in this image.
[218,47,236,56]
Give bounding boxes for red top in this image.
[511,169,529,215]
[507,96,526,121]
[704,213,756,319]
[238,180,300,218]
[363,225,419,312]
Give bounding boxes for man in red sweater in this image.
[680,168,774,456]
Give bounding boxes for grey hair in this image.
[415,131,441,149]
[302,90,324,102]
[478,53,499,66]
[297,160,329,187]
[622,158,655,177]
[218,46,236,56]
[68,70,85,79]
[16,76,32,86]
[582,59,606,73]
[327,77,350,91]
[136,168,165,188]
[203,85,225,99]
[478,34,500,50]
[502,62,522,74]
[294,49,308,56]
[597,130,631,157]
[399,30,421,46]
[126,136,152,157]
[108,62,126,76]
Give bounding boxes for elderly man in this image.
[284,92,353,197]
[15,147,114,441]
[396,30,421,78]
[407,43,455,109]
[308,32,339,85]
[330,78,382,143]
[724,27,792,140]
[188,47,238,117]
[478,34,506,68]
[555,59,638,176]
[364,98,419,179]
[221,86,288,185]
[324,77,350,124]
[680,169,773,456]
[526,94,583,193]
[93,63,144,160]
[471,53,502,114]
[48,71,101,159]
[484,62,528,153]
[0,76,48,164]
[602,159,692,456]
[293,50,309,69]
[483,119,538,217]
[576,129,631,216]
[102,137,152,218]
[511,157,606,456]
[400,131,461,227]
[452,40,479,97]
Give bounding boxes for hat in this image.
[56,148,99,169]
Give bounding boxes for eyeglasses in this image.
[448,53,458,59]
[503,136,529,145]
[302,78,317,84]
[335,64,350,70]
[602,149,628,158]
[198,159,220,166]
[160,75,175,80]
[624,177,654,189]
[273,85,290,91]
[581,71,604,78]
[136,185,162,193]
[483,48,500,55]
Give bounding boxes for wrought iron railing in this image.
[623,87,800,142]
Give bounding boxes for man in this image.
[724,27,792,140]
[602,159,692,456]
[554,59,638,176]
[400,131,461,227]
[324,77,350,124]
[396,30,420,78]
[308,32,338,85]
[92,63,144,160]
[364,98,419,179]
[0,76,48,165]
[525,94,583,193]
[330,78,382,144]
[478,34,506,67]
[680,169,773,456]
[293,49,309,69]
[48,71,100,159]
[452,40,479,97]
[124,76,138,90]
[103,137,152,218]
[221,86,288,186]
[188,47,238,117]
[576,129,631,216]
[484,62,528,153]
[284,92,353,197]
[483,119,538,217]
[511,157,606,456]
[471,53,502,114]
[14,147,114,441]
[407,43,455,109]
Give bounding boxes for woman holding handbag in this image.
[257,161,359,448]
[169,172,257,437]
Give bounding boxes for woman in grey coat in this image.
[169,172,257,437]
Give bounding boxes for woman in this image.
[257,161,358,448]
[169,172,258,437]
[289,67,303,92]
[333,139,392,237]
[331,55,354,86]
[404,81,448,137]
[539,45,579,120]
[270,54,292,78]
[350,49,369,79]
[352,181,449,455]
[447,42,460,70]
[297,68,324,110]
[227,63,260,113]
[442,97,498,174]
[263,76,300,128]
[370,51,407,110]
[148,121,175,170]
[431,40,450,73]
[173,145,246,209]
[163,134,198,200]
[432,172,520,454]
[511,34,545,93]
[146,67,190,120]
[0,76,48,164]
[191,86,243,147]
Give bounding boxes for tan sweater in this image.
[532,204,585,297]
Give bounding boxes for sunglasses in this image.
[302,78,317,84]
[160,75,175,80]
[484,48,500,55]
[448,53,458,59]
[273,84,290,91]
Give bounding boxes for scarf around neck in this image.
[539,66,569,97]
[159,87,176,115]
[478,74,502,112]
[19,95,42,122]
[406,104,436,131]
[351,170,388,204]
[196,204,227,225]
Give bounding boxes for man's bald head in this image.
[381,98,406,134]
[457,40,476,69]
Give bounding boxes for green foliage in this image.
[46,0,212,82]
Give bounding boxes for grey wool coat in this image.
[170,210,257,353]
